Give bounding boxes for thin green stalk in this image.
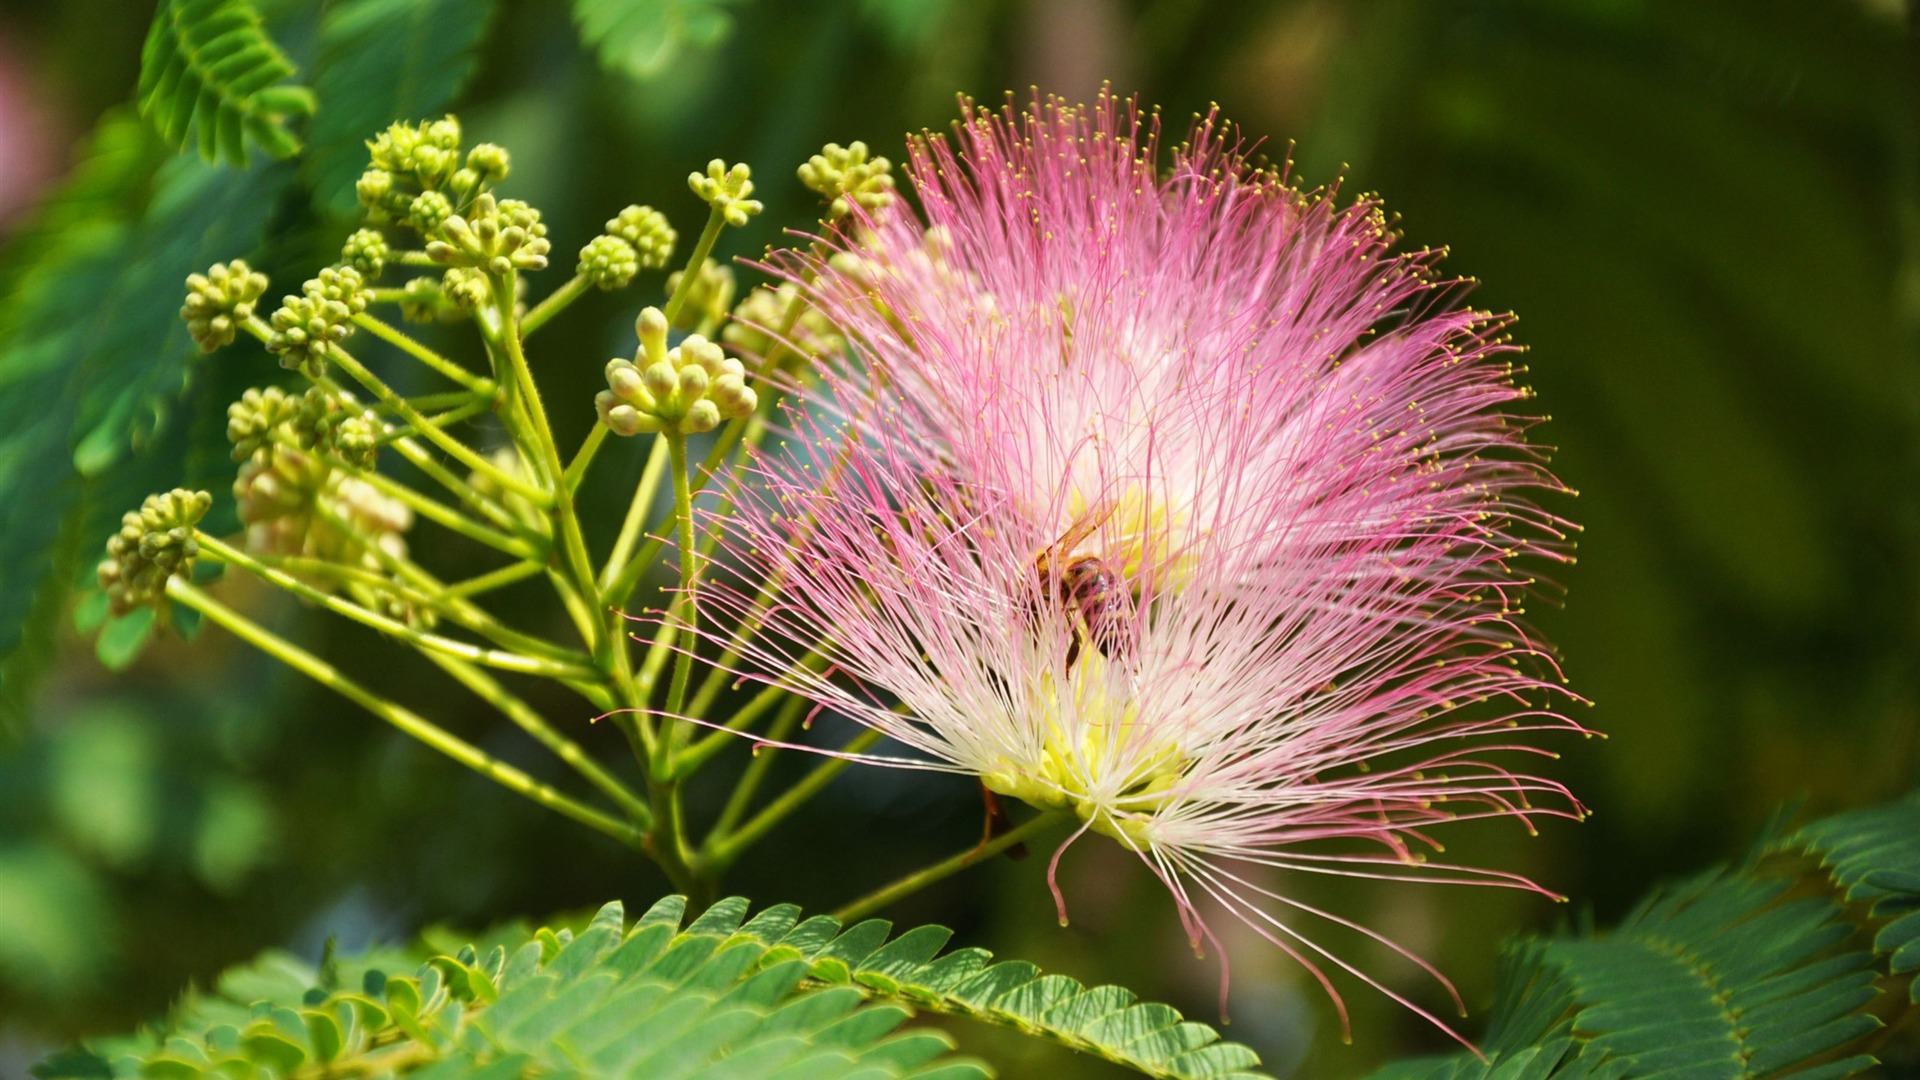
[487,270,601,651]
[197,533,597,682]
[709,694,808,839]
[328,346,545,504]
[563,425,610,494]
[394,250,438,267]
[666,207,727,325]
[400,397,494,437]
[351,313,493,393]
[167,579,644,848]
[382,429,533,538]
[599,435,670,598]
[373,389,486,414]
[421,651,651,827]
[703,729,883,872]
[446,561,545,598]
[674,675,807,778]
[521,274,591,337]
[830,812,1068,922]
[658,431,700,769]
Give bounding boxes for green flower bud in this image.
[226,386,299,460]
[97,489,212,616]
[425,115,461,149]
[441,267,489,311]
[294,387,380,470]
[182,260,271,353]
[425,194,550,273]
[663,259,735,332]
[798,140,896,219]
[597,323,755,437]
[722,282,844,363]
[466,142,510,182]
[688,159,763,228]
[409,189,453,233]
[356,168,396,218]
[341,229,390,278]
[577,234,639,290]
[266,267,370,377]
[606,205,676,269]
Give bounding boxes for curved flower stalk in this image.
[692,92,1589,1044]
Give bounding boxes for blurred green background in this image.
[0,0,1914,1076]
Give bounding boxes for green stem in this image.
[830,812,1068,923]
[197,533,597,682]
[328,346,545,505]
[666,208,727,325]
[600,436,671,602]
[351,313,492,393]
[709,694,808,839]
[658,431,700,771]
[167,579,644,848]
[394,250,438,267]
[563,425,610,495]
[521,274,591,338]
[703,729,883,872]
[446,561,545,598]
[420,651,651,827]
[674,674,807,778]
[279,438,535,559]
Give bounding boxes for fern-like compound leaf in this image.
[136,0,316,165]
[35,894,1274,1080]
[1366,790,1920,1080]
[571,0,739,81]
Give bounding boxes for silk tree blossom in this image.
[693,92,1588,1044]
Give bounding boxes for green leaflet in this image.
[572,0,740,82]
[1366,791,1920,1080]
[34,895,1275,1080]
[304,0,497,217]
[136,0,316,165]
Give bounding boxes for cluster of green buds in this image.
[341,228,390,278]
[356,117,509,229]
[722,283,844,363]
[228,386,380,469]
[425,193,551,276]
[182,260,270,353]
[688,160,763,228]
[606,205,677,268]
[266,266,371,376]
[797,141,896,219]
[597,308,756,437]
[98,489,212,615]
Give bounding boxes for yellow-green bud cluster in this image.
[688,160,764,227]
[723,283,845,362]
[292,388,381,469]
[577,234,639,290]
[397,275,458,323]
[266,266,370,376]
[234,447,411,568]
[356,116,510,229]
[606,205,676,268]
[665,260,736,332]
[425,193,550,275]
[226,386,301,460]
[341,228,390,278]
[97,489,212,615]
[798,141,896,219]
[181,261,270,353]
[597,307,756,436]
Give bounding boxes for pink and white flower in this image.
[696,91,1587,1043]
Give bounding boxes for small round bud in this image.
[577,234,639,290]
[98,488,213,616]
[409,189,453,233]
[641,361,678,402]
[341,229,390,278]
[605,205,676,269]
[441,267,489,311]
[798,140,896,219]
[682,399,720,433]
[226,386,298,460]
[425,115,461,149]
[688,159,763,228]
[466,142,510,182]
[356,168,394,212]
[265,267,369,376]
[676,362,710,400]
[607,362,646,404]
[182,260,271,353]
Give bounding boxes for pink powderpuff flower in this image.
[693,91,1589,1046]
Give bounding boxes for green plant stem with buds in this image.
[352,312,493,393]
[165,579,645,849]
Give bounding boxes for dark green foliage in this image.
[572,0,740,82]
[34,895,1278,1080]
[137,0,316,164]
[305,0,497,216]
[0,115,290,731]
[1365,792,1920,1080]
